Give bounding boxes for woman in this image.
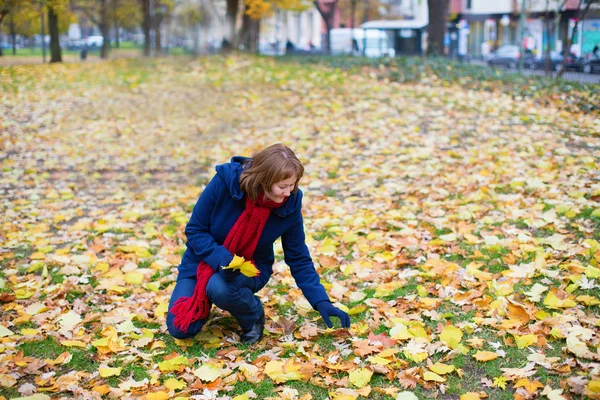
[167,144,350,344]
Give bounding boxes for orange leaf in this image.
[514,378,544,395]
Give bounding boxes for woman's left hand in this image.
[315,301,351,328]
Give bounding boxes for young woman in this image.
[167,144,350,344]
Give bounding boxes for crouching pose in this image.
[167,143,350,344]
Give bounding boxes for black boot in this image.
[241,309,265,344]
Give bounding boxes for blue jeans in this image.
[166,272,264,339]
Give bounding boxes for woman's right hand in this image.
[218,263,239,282]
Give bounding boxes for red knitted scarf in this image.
[171,193,286,333]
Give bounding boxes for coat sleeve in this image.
[281,212,331,308]
[184,175,233,271]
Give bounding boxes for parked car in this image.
[487,45,534,69]
[528,51,585,72]
[582,54,600,74]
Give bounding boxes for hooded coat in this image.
[178,156,330,308]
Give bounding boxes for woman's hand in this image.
[218,264,239,282]
[315,301,350,328]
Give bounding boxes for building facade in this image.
[450,0,600,59]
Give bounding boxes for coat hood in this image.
[215,156,302,218]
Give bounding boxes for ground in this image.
[0,55,599,400]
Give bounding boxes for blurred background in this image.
[0,0,599,80]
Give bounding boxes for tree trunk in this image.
[154,14,163,54]
[427,0,449,56]
[226,0,239,47]
[48,6,62,63]
[250,17,260,53]
[313,0,336,55]
[100,0,110,58]
[0,11,7,56]
[350,0,356,30]
[10,13,16,55]
[113,0,119,48]
[41,7,46,62]
[141,0,151,56]
[544,5,552,75]
[239,11,250,50]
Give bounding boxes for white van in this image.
[330,28,395,57]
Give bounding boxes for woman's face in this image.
[266,175,297,203]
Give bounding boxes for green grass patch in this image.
[19,336,63,359]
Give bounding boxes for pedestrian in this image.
[593,43,599,57]
[167,144,351,344]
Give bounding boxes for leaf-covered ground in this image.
[1,56,600,400]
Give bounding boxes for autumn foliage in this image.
[0,56,599,399]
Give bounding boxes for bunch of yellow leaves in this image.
[222,255,260,277]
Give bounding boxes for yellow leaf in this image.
[390,323,413,340]
[144,282,160,292]
[164,378,186,391]
[146,392,170,400]
[232,392,252,400]
[0,325,14,337]
[543,292,577,309]
[60,340,87,348]
[15,289,35,300]
[21,328,39,336]
[159,356,189,372]
[513,334,537,349]
[493,376,508,389]
[439,325,463,350]
[124,272,144,285]
[223,255,260,277]
[25,303,48,315]
[585,265,600,278]
[99,367,122,377]
[473,351,498,362]
[155,302,168,318]
[576,295,600,306]
[429,362,455,375]
[348,368,373,388]
[423,371,446,382]
[264,359,310,384]
[587,380,600,393]
[459,393,481,400]
[366,355,391,365]
[30,252,46,260]
[193,363,222,382]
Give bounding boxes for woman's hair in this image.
[239,144,304,201]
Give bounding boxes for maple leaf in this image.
[515,378,545,395]
[492,376,508,389]
[264,358,312,383]
[368,331,397,348]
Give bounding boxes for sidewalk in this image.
[469,58,600,85]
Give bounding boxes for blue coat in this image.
[179,157,330,308]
